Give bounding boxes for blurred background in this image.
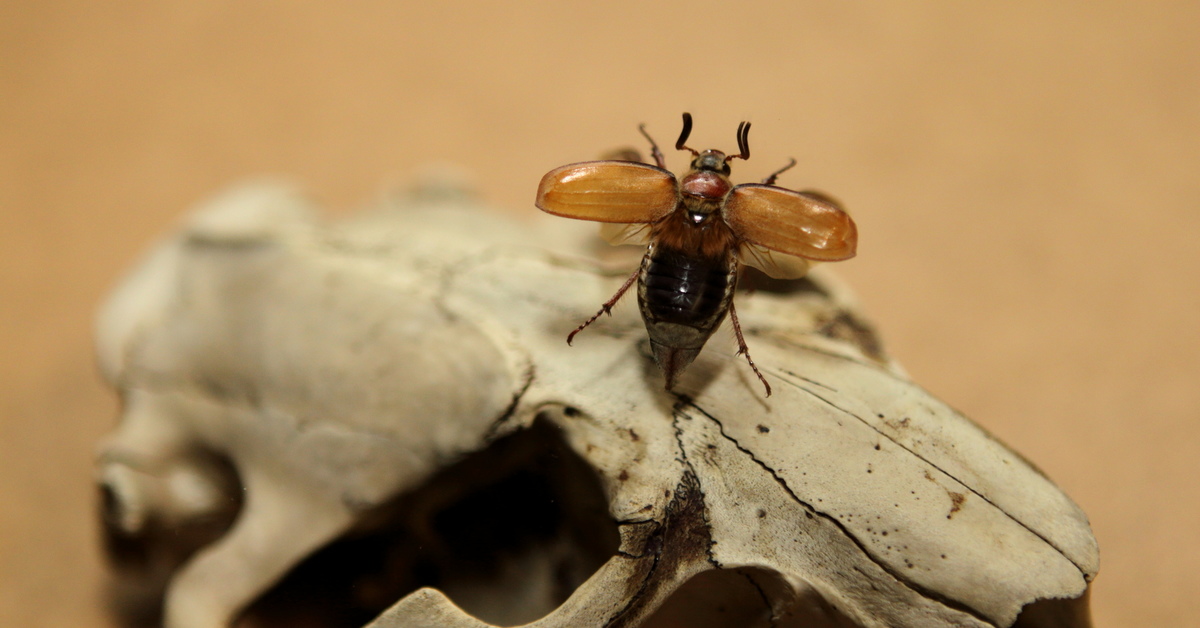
[2,2,1197,626]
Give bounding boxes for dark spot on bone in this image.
[947,492,966,519]
[756,509,766,519]
[756,424,769,434]
[618,470,630,482]
[563,406,581,418]
[614,472,716,620]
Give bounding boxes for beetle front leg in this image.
[638,123,668,169]
[567,267,640,345]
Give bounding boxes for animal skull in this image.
[95,174,1097,628]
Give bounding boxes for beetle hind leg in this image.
[728,301,772,397]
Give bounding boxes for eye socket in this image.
[644,567,858,627]
[238,417,619,627]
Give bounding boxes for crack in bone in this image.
[682,400,994,626]
[778,373,1088,581]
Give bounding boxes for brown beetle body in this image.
[637,152,741,388]
[536,114,859,396]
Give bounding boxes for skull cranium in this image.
[95,176,1097,628]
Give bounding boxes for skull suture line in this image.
[95,176,1097,628]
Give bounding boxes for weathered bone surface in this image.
[95,174,1098,628]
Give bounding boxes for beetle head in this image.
[674,113,751,175]
[691,150,732,175]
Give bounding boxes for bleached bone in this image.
[95,174,1097,628]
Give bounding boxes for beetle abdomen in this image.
[639,245,730,327]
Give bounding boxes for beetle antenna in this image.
[729,120,751,161]
[675,112,698,156]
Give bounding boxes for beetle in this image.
[535,113,858,396]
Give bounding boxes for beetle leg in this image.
[762,158,797,185]
[728,301,772,396]
[638,123,668,170]
[567,268,641,345]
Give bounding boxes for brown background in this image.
[2,2,1197,626]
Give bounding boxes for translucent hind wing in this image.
[599,222,654,246]
[738,242,813,279]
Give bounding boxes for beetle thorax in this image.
[681,149,733,206]
[681,170,731,200]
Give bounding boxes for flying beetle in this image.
[535,113,858,396]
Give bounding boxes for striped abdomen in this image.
[638,244,734,331]
[637,243,736,388]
